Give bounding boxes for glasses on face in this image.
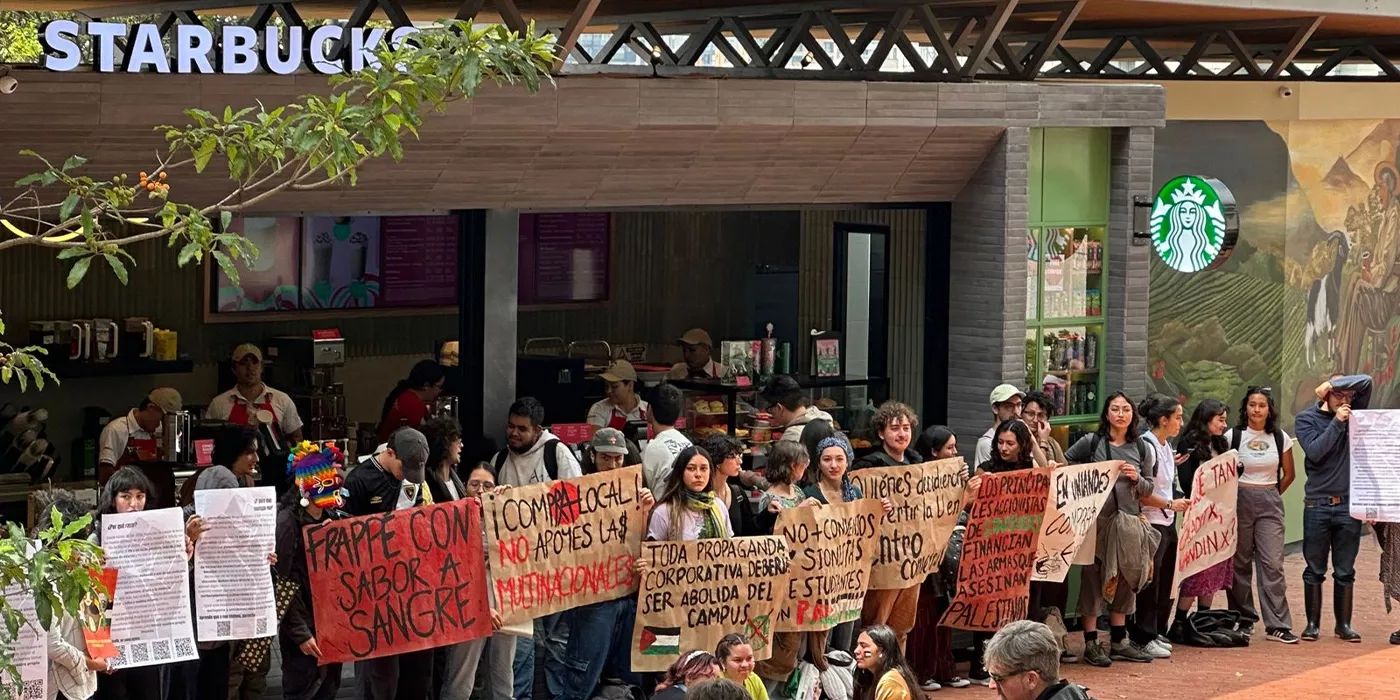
[988,669,1029,684]
[468,479,495,491]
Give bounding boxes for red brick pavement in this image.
[944,538,1399,699]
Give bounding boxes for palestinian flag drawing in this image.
[638,626,681,656]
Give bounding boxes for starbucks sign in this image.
[1148,175,1239,273]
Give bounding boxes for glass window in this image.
[1026,229,1040,321]
[1041,227,1105,320]
[1034,324,1103,419]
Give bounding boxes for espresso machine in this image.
[266,334,348,441]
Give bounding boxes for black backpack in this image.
[1229,428,1287,484]
[494,438,562,480]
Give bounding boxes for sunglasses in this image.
[1247,386,1273,396]
[989,669,1030,683]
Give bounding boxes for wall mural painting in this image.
[1149,119,1400,432]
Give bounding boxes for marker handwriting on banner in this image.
[485,467,646,623]
[776,500,881,632]
[1174,452,1240,590]
[304,500,491,663]
[1033,462,1119,583]
[631,536,790,672]
[942,468,1052,632]
[848,459,967,589]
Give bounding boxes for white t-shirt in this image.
[586,398,650,428]
[974,426,996,467]
[1145,433,1176,527]
[204,385,304,435]
[98,410,160,467]
[1228,427,1292,487]
[643,428,692,490]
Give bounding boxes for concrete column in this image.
[1105,127,1154,400]
[481,209,519,437]
[946,128,1031,455]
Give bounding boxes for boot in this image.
[1301,583,1322,641]
[1335,584,1362,642]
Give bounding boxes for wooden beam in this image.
[455,0,487,21]
[1220,29,1262,77]
[961,0,1019,79]
[493,0,528,33]
[552,0,604,73]
[1265,16,1324,79]
[1019,0,1084,79]
[1173,31,1217,76]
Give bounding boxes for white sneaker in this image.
[920,679,942,692]
[1143,639,1172,659]
[1155,635,1173,649]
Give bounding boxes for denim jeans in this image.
[1302,501,1363,586]
[514,614,568,700]
[545,598,639,700]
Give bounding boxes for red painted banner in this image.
[303,500,492,664]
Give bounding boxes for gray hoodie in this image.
[780,406,835,443]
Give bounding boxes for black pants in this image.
[1130,522,1178,645]
[1028,580,1069,623]
[94,664,163,700]
[357,649,435,700]
[281,635,343,700]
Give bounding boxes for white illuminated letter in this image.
[262,26,304,75]
[123,23,170,73]
[219,25,259,75]
[40,19,82,72]
[388,26,420,72]
[175,24,215,73]
[307,24,345,75]
[86,22,126,73]
[347,27,385,72]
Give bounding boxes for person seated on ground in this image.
[982,621,1095,700]
[686,679,749,700]
[853,625,921,700]
[653,651,722,700]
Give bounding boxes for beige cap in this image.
[148,387,183,414]
[232,343,262,363]
[678,328,713,347]
[989,383,1024,407]
[600,359,638,383]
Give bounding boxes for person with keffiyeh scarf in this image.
[647,445,735,541]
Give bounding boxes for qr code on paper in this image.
[129,642,150,665]
[113,644,129,668]
[174,638,194,658]
[217,620,232,638]
[256,617,268,636]
[152,639,170,661]
[21,680,43,700]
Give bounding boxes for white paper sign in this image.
[102,507,199,669]
[1032,461,1120,582]
[1350,410,1400,523]
[2,579,49,700]
[194,486,278,642]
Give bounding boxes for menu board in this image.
[301,216,382,309]
[380,215,459,307]
[519,213,610,305]
[215,217,302,312]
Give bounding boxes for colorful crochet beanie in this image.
[288,440,345,509]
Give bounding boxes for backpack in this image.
[1229,427,1287,484]
[1087,433,1148,512]
[495,438,562,481]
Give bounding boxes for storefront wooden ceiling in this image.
[0,70,1062,212]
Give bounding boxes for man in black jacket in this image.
[343,427,432,700]
[983,620,1095,700]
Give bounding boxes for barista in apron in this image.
[206,344,304,446]
[587,360,649,432]
[667,328,729,380]
[98,387,182,484]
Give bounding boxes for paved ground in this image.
[950,538,1398,699]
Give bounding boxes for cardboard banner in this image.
[1032,462,1121,583]
[484,467,647,624]
[304,499,493,664]
[941,468,1052,632]
[774,499,882,632]
[847,458,968,589]
[1349,410,1400,522]
[632,536,790,672]
[1173,451,1240,591]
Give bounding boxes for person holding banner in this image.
[852,626,921,700]
[854,402,923,469]
[1295,374,1371,643]
[1131,395,1189,657]
[648,445,734,541]
[907,427,972,691]
[702,435,762,537]
[1063,393,1157,667]
[37,490,107,700]
[276,442,349,700]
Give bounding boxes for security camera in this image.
[0,70,15,95]
[1278,86,1293,98]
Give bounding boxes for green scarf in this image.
[677,487,727,540]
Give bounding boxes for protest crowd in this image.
[22,369,1400,700]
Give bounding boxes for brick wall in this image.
[947,128,1031,454]
[1106,126,1156,401]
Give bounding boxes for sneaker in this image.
[942,678,971,689]
[920,679,942,692]
[1155,635,1173,649]
[1060,649,1079,664]
[1082,642,1112,668]
[967,671,990,687]
[1109,640,1154,663]
[1143,639,1172,658]
[1267,628,1300,644]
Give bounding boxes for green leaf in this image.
[177,241,201,267]
[80,208,95,238]
[211,250,240,286]
[59,193,80,221]
[383,113,402,131]
[220,211,233,233]
[1,367,11,385]
[62,155,88,171]
[104,254,129,285]
[55,247,87,260]
[194,137,217,173]
[66,257,91,289]
[14,173,42,187]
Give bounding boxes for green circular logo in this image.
[1149,175,1238,273]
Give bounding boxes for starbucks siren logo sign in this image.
[1148,175,1239,273]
